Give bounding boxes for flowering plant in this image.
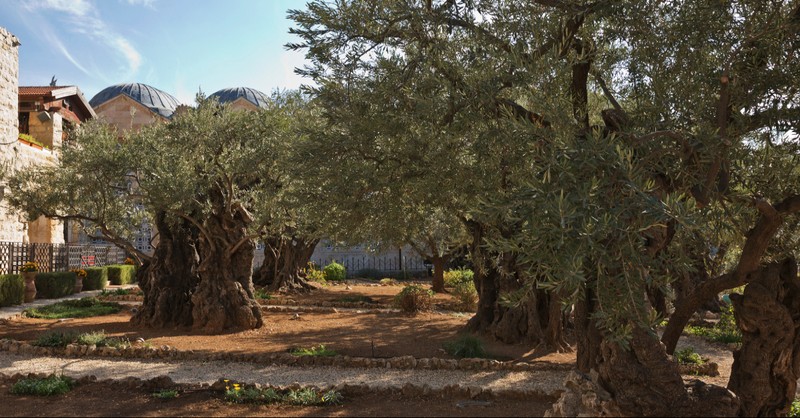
[20,261,38,273]
[70,268,87,278]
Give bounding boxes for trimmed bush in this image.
[107,264,136,285]
[0,274,24,307]
[25,297,122,319]
[34,272,76,299]
[323,261,346,282]
[82,267,108,291]
[393,285,434,313]
[451,280,478,311]
[443,268,474,288]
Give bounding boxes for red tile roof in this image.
[19,86,60,97]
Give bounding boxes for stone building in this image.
[89,83,180,134]
[0,27,97,244]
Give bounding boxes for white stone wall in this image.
[0,27,64,243]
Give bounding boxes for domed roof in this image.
[209,87,270,109]
[89,83,181,119]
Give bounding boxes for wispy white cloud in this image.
[124,0,157,8]
[24,0,143,78]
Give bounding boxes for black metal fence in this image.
[310,255,427,278]
[0,242,127,274]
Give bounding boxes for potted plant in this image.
[20,261,38,302]
[71,268,87,293]
[18,133,45,150]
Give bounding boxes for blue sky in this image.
[0,0,310,104]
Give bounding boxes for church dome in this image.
[209,87,270,109]
[89,83,181,119]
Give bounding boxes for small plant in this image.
[323,261,346,281]
[222,379,342,406]
[686,303,742,344]
[289,344,338,357]
[10,375,73,396]
[443,334,488,359]
[33,331,77,347]
[153,389,179,399]
[254,288,272,300]
[451,281,478,311]
[75,330,130,348]
[18,134,49,149]
[379,278,398,286]
[24,297,122,319]
[393,285,434,313]
[336,295,375,304]
[285,388,320,406]
[20,261,38,273]
[320,390,344,405]
[790,398,800,417]
[674,347,705,365]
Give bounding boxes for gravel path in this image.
[0,351,569,396]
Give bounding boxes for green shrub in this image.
[99,287,133,297]
[285,388,321,406]
[443,268,474,288]
[379,278,398,286]
[33,331,77,347]
[443,334,488,359]
[82,267,108,291]
[107,264,136,285]
[323,261,346,281]
[790,398,800,417]
[686,303,742,344]
[674,347,704,364]
[0,274,24,307]
[254,288,272,300]
[393,285,434,313]
[24,297,122,319]
[34,272,76,299]
[451,280,478,311]
[222,380,341,406]
[10,375,73,396]
[289,344,338,357]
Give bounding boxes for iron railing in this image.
[0,242,127,274]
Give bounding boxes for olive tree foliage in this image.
[289,0,800,415]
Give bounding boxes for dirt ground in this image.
[0,377,555,417]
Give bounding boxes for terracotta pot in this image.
[23,272,37,303]
[74,276,83,294]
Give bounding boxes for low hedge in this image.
[83,267,108,291]
[107,265,136,285]
[35,272,77,299]
[0,274,24,307]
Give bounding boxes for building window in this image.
[18,112,29,134]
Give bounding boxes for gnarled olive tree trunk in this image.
[728,258,800,417]
[191,194,263,334]
[255,234,318,293]
[465,220,568,350]
[132,212,200,328]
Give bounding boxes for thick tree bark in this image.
[191,193,263,334]
[131,212,200,328]
[431,255,445,293]
[727,259,800,417]
[255,234,318,294]
[464,220,568,350]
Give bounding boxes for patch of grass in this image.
[10,375,73,396]
[289,344,337,357]
[33,330,129,348]
[335,295,375,304]
[223,380,342,406]
[152,389,180,400]
[674,347,705,365]
[443,334,488,359]
[100,288,131,296]
[24,297,122,319]
[254,288,272,300]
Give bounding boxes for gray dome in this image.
[90,83,181,119]
[209,87,270,109]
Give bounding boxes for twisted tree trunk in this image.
[132,212,200,328]
[191,192,263,334]
[255,234,318,293]
[728,258,800,416]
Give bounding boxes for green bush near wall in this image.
[35,272,77,299]
[82,267,108,291]
[107,265,136,285]
[0,274,24,307]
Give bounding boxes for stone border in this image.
[0,372,557,401]
[0,338,571,373]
